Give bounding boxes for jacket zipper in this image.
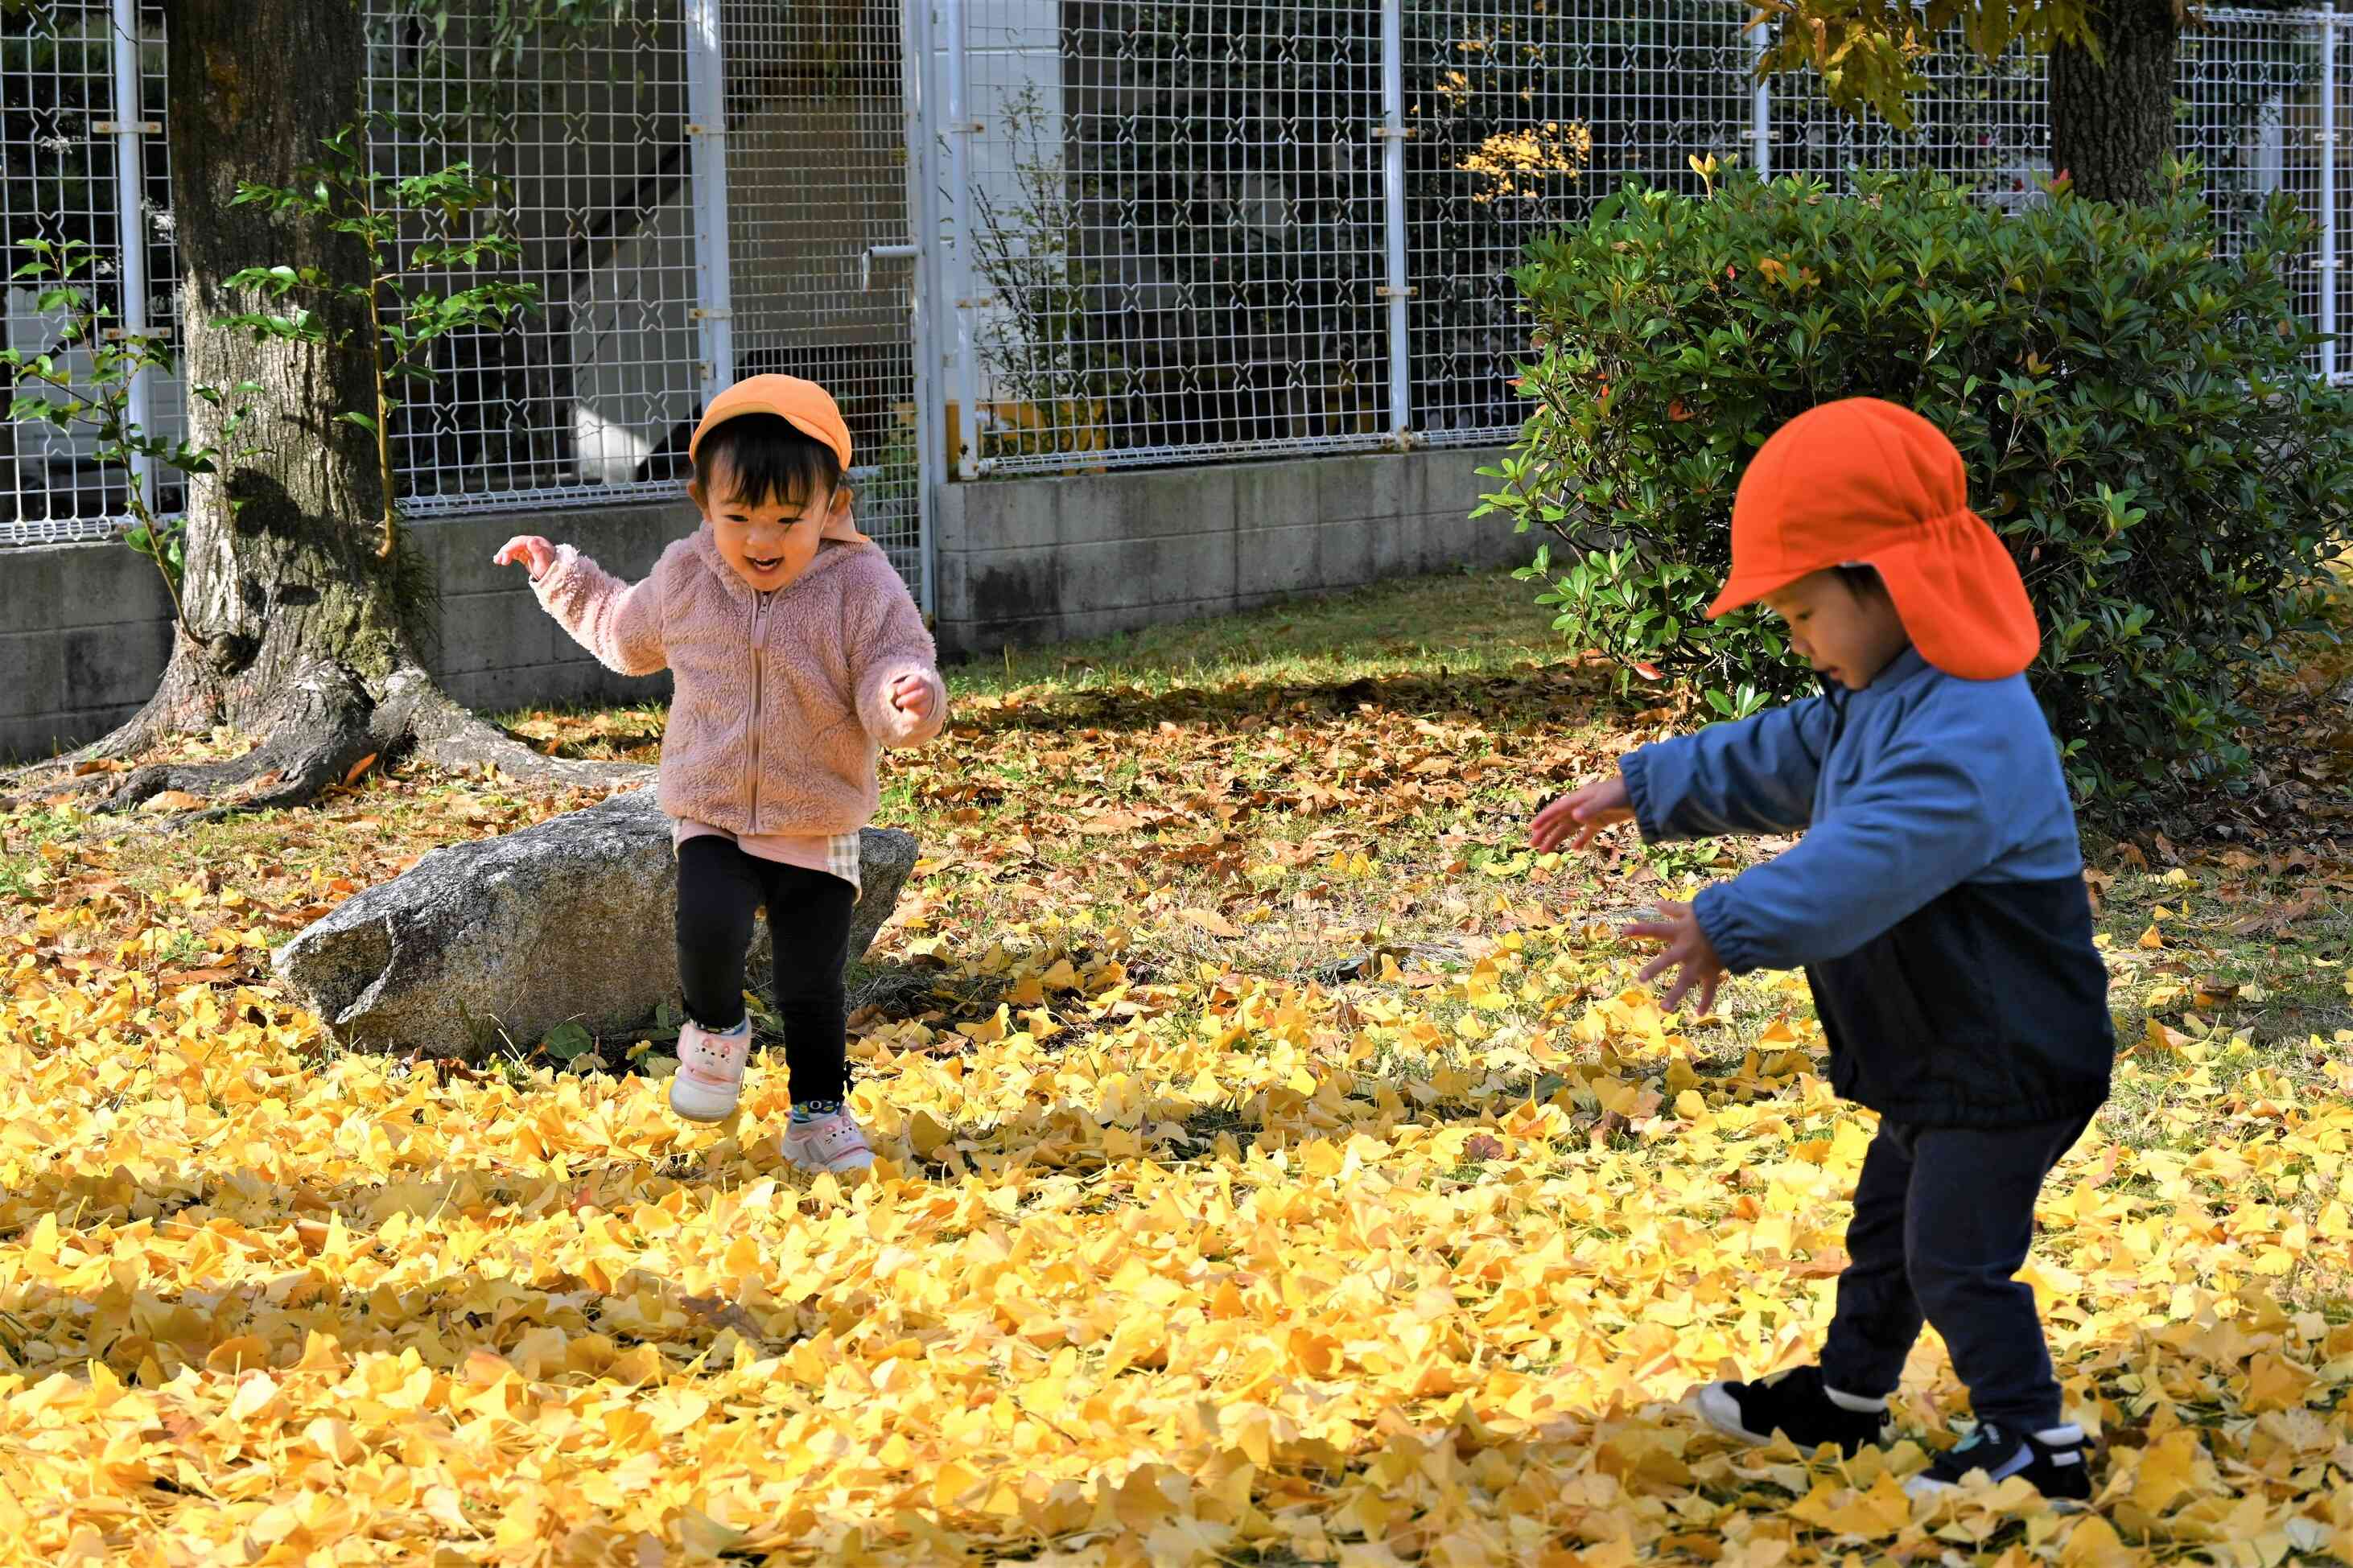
[747,588,773,830]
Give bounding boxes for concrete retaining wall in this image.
[934,443,1511,653]
[1,443,1514,762]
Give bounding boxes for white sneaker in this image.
[669,1016,752,1122]
[781,1109,875,1173]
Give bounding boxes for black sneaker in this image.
[1693,1365,1893,1457]
[1905,1421,2094,1504]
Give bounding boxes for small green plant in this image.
[158,928,210,967]
[1480,163,2353,814]
[223,116,539,560]
[2,238,258,631]
[968,84,1120,463]
[542,1020,595,1064]
[859,412,921,533]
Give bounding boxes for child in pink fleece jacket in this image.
[493,376,946,1172]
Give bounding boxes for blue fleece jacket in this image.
[1618,646,2113,1126]
[1623,647,2082,971]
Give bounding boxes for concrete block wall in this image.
[2,444,1516,760]
[2,541,179,765]
[933,443,1512,655]
[406,502,684,718]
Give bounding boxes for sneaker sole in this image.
[1905,1474,2089,1512]
[669,1085,743,1123]
[779,1139,875,1175]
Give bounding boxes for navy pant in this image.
[1819,1113,2091,1432]
[674,835,855,1106]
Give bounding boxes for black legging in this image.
[674,834,854,1106]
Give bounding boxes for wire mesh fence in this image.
[2,2,169,544]
[4,1,2351,545]
[363,1,702,516]
[1399,2,1754,447]
[719,0,925,597]
[963,2,2351,476]
[2175,9,2338,375]
[958,2,1391,471]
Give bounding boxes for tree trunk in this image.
[2050,0,2181,207]
[160,0,404,730]
[2,0,645,813]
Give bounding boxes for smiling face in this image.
[691,458,848,591]
[1762,567,1912,690]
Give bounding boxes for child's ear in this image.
[830,484,855,519]
[685,477,707,514]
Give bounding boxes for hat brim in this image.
[1705,563,1807,621]
[1706,511,2037,681]
[689,410,853,473]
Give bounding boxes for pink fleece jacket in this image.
[531,523,947,835]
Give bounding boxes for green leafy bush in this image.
[1477,167,2352,813]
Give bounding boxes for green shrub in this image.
[1476,166,2352,813]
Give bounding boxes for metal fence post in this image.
[942,0,981,479]
[1749,15,1771,179]
[902,0,943,613]
[2322,10,2340,384]
[108,0,153,512]
[1379,0,1411,449]
[683,0,735,403]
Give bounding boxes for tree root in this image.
[401,676,653,792]
[4,662,649,825]
[0,709,170,809]
[93,663,389,818]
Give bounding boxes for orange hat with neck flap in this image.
[1708,397,2039,681]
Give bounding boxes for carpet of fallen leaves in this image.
[2,571,2351,1566]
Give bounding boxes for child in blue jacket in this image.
[1531,397,2113,1503]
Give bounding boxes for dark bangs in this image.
[1834,563,1887,597]
[694,413,843,510]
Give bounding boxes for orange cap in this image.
[687,374,854,472]
[1708,397,2039,681]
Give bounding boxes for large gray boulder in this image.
[272,788,918,1058]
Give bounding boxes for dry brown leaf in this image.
[158,968,240,986]
[140,789,205,813]
[2231,886,2325,936]
[1181,907,1241,939]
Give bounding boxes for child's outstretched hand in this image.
[493,535,558,580]
[1625,899,1725,1016]
[1531,772,1634,853]
[888,673,935,722]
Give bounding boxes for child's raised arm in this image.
[497,535,667,677]
[1623,696,1837,843]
